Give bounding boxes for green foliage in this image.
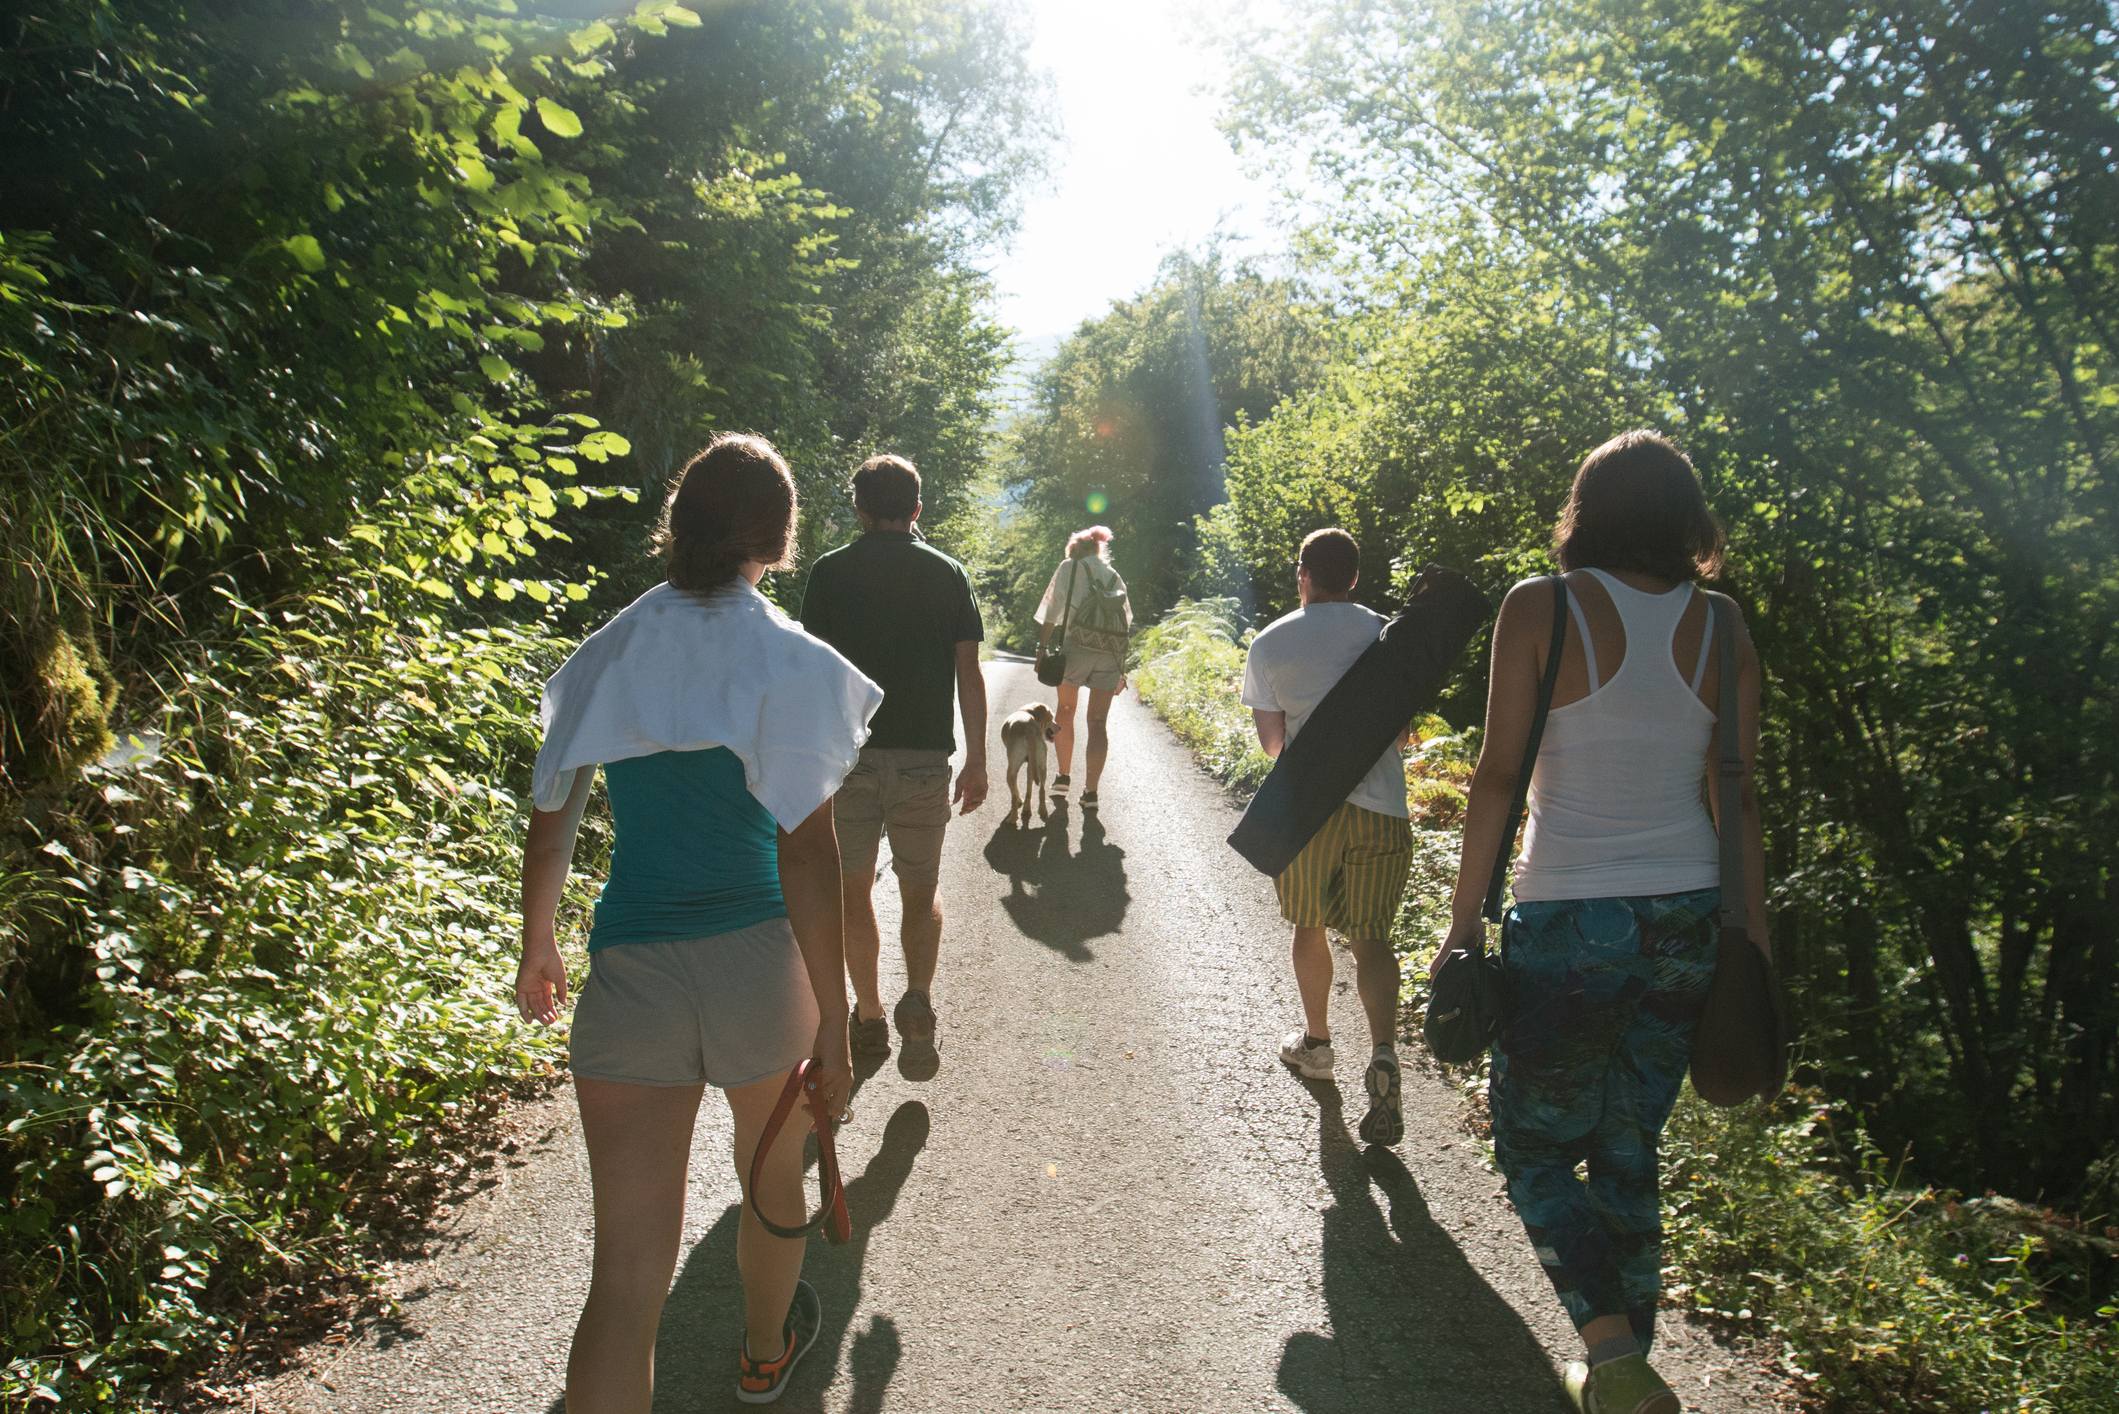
[983,249,1329,646]
[1,590,602,1407]
[1665,1092,2119,1411]
[1225,0,2119,1203]
[1130,598,1276,793]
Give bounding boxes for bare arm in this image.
[778,799,852,1112]
[515,766,597,1024]
[953,640,989,813]
[1435,583,1547,973]
[1252,708,1287,759]
[1705,602,1771,958]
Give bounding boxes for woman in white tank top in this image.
[1437,431,1767,1414]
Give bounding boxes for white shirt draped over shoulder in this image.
[531,580,884,831]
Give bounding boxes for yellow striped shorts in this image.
[1273,801,1413,940]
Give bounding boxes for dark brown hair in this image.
[851,454,921,522]
[1299,527,1360,595]
[654,432,798,593]
[1552,430,1726,582]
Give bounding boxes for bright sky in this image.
[985,0,1285,348]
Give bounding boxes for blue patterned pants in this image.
[1489,889,1718,1349]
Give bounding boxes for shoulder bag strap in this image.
[1710,591,1747,929]
[1059,558,1079,641]
[1482,576,1569,927]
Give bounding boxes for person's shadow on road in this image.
[637,1099,931,1412]
[1276,1082,1565,1411]
[982,801,1130,961]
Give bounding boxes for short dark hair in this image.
[654,432,798,593]
[1553,430,1726,582]
[851,454,920,522]
[1299,528,1359,595]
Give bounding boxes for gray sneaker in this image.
[850,1013,891,1058]
[894,990,939,1081]
[1359,1050,1404,1145]
[1279,1029,1335,1080]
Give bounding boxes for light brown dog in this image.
[999,702,1059,827]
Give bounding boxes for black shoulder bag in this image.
[1036,559,1079,688]
[1423,577,1568,1064]
[1687,592,1789,1105]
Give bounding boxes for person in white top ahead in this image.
[1243,528,1414,1147]
[1438,430,1767,1414]
[1032,525,1132,804]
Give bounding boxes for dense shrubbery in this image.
[1,590,609,1406]
[1131,603,2119,1410]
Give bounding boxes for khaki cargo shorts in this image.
[833,748,953,887]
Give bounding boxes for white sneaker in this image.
[1279,1030,1335,1079]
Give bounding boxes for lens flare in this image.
[1085,490,1109,514]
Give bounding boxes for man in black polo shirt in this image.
[800,454,988,1080]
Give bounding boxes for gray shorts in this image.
[833,748,952,886]
[569,917,818,1089]
[1060,650,1125,694]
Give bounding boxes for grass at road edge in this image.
[1130,597,2119,1413]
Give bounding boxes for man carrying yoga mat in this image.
[1242,528,1413,1145]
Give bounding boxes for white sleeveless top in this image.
[1513,568,1720,902]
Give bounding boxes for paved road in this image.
[269,657,1778,1413]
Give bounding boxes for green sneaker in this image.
[1565,1354,1678,1414]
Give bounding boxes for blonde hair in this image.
[1065,525,1113,560]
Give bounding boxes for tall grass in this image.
[1130,595,2119,1413]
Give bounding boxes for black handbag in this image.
[1687,592,1789,1105]
[1423,577,1567,1064]
[1035,560,1078,688]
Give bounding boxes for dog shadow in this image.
[621,1099,931,1412]
[1274,1081,1565,1411]
[981,804,1129,961]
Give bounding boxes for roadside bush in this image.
[1665,1093,2119,1412]
[0,591,603,1408]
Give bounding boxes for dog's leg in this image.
[1008,742,1029,828]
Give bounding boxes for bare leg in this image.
[728,1068,814,1364]
[1348,936,1401,1051]
[566,1078,705,1414]
[895,872,942,998]
[842,871,883,1023]
[1053,682,1080,778]
[1291,924,1334,1042]
[1083,687,1115,793]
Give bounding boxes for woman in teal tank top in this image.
[513,433,883,1410]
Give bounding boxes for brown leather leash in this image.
[747,1058,851,1246]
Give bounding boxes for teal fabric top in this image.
[588,747,785,951]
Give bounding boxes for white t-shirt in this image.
[1241,602,1409,820]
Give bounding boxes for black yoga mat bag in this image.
[1226,564,1491,879]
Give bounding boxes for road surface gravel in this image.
[266,657,1780,1412]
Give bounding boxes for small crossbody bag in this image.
[1035,559,1078,688]
[1423,576,1567,1064]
